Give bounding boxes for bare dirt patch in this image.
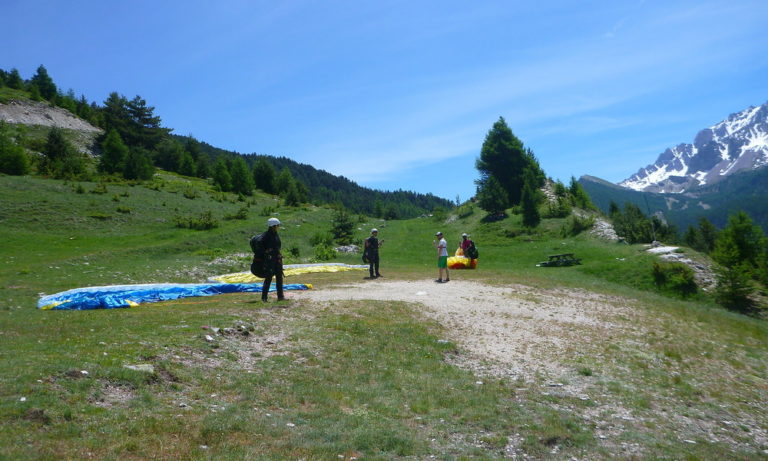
[295,279,637,383]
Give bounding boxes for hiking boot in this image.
[376,274,383,278]
[435,279,443,283]
[444,278,450,282]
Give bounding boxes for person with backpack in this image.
[363,228,383,278]
[250,218,285,302]
[460,233,478,260]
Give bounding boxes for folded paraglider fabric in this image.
[38,282,312,311]
[447,256,478,269]
[211,263,368,284]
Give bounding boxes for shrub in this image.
[651,261,697,298]
[116,206,131,214]
[312,244,337,262]
[543,197,572,219]
[173,211,219,230]
[260,205,277,216]
[90,183,108,195]
[560,215,594,237]
[183,186,198,199]
[310,232,334,247]
[0,136,30,175]
[456,202,475,219]
[224,206,248,220]
[288,245,301,258]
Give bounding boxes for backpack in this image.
[249,233,269,278]
[465,240,479,259]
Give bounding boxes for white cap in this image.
[267,218,281,227]
[371,228,378,233]
[435,231,442,236]
[462,233,468,237]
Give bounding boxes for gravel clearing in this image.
[296,279,635,383]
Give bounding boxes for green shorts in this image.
[438,256,448,268]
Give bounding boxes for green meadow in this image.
[1,173,766,460]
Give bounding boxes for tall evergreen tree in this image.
[6,68,24,90]
[195,156,211,179]
[252,158,277,194]
[712,211,765,270]
[177,151,197,177]
[521,170,542,228]
[475,117,543,206]
[99,129,129,174]
[568,176,594,209]
[101,92,131,137]
[275,168,294,195]
[212,158,232,191]
[29,65,57,100]
[125,95,167,150]
[230,156,255,195]
[698,217,719,253]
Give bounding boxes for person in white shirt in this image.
[433,231,450,283]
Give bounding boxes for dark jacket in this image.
[365,236,380,260]
[263,228,282,268]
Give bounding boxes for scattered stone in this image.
[335,245,359,254]
[124,364,155,373]
[204,335,215,342]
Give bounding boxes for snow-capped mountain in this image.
[620,101,768,193]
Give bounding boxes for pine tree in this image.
[697,217,718,254]
[330,206,355,244]
[29,65,57,101]
[252,158,277,194]
[6,68,23,90]
[123,147,155,180]
[99,129,128,174]
[275,168,294,195]
[283,181,302,207]
[212,158,232,191]
[475,117,544,206]
[476,175,509,216]
[154,138,184,171]
[230,156,255,195]
[41,127,83,178]
[195,156,211,179]
[177,151,197,177]
[521,171,542,228]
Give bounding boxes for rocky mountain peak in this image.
[620,101,768,193]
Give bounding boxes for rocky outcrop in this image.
[0,99,101,132]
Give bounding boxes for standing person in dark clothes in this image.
[261,218,285,302]
[364,228,383,278]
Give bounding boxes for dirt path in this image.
[293,279,637,382]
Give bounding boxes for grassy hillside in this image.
[1,174,767,459]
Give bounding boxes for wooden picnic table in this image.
[538,253,581,267]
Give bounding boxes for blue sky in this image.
[3,0,767,201]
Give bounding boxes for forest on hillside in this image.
[0,65,452,218]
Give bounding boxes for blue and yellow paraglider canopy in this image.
[38,263,368,310]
